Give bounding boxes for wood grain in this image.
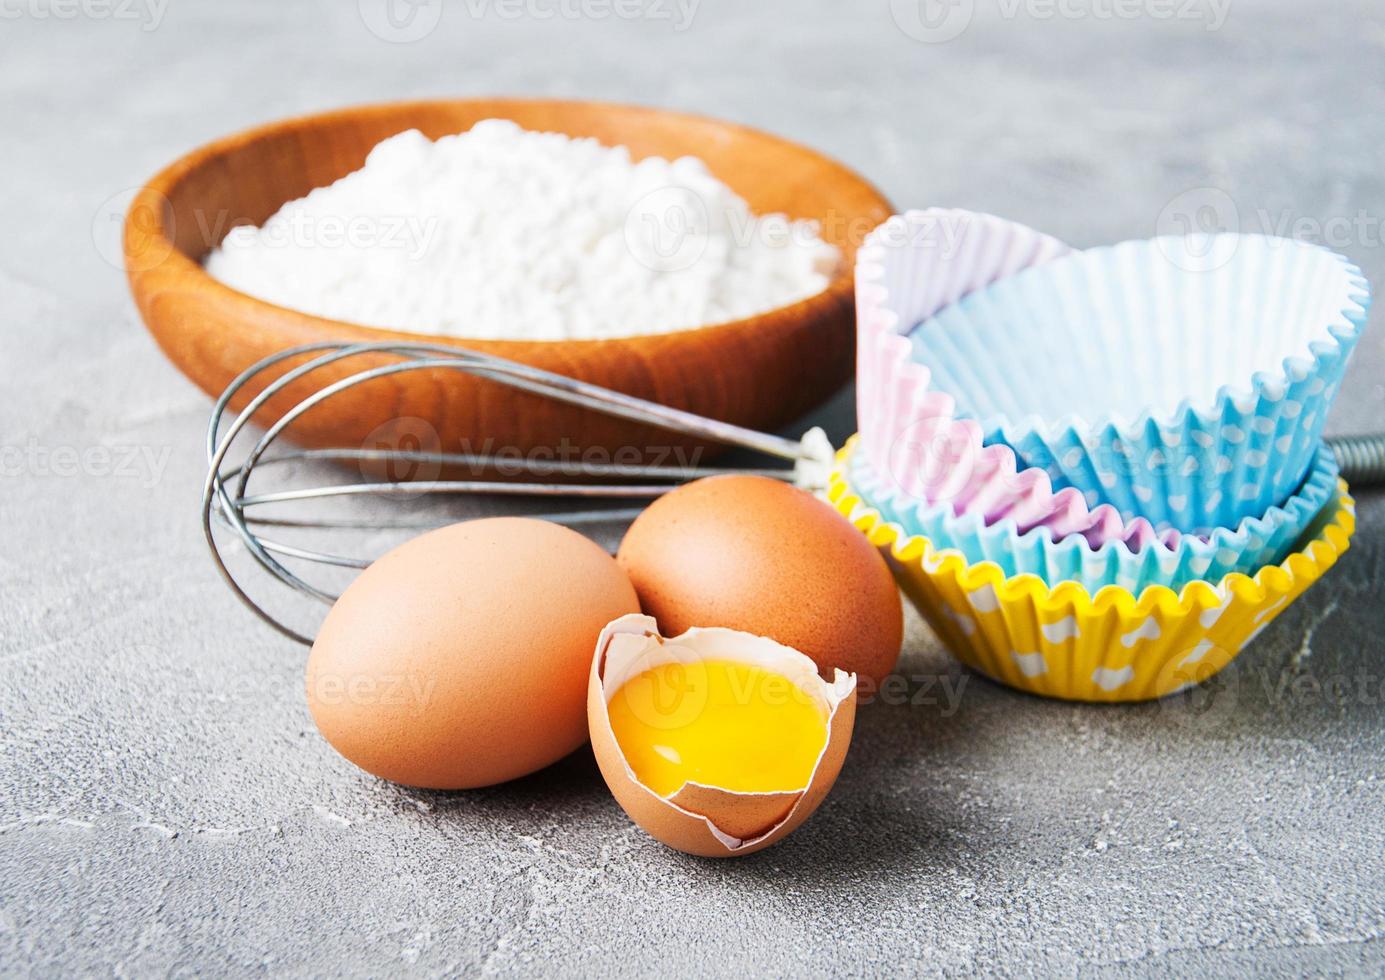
[125,98,892,466]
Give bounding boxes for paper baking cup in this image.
[907,233,1369,532]
[829,441,1354,703]
[857,209,1183,553]
[849,439,1339,596]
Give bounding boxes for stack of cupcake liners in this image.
[905,232,1368,531]
[846,208,1368,701]
[846,440,1340,595]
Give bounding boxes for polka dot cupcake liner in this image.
[830,439,1355,703]
[846,439,1339,597]
[856,209,1180,553]
[904,233,1369,533]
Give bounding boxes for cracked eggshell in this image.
[588,614,856,858]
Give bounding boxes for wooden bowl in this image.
[125,99,891,465]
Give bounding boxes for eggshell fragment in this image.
[307,517,640,789]
[588,614,857,857]
[616,475,903,688]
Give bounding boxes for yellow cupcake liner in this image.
[829,438,1356,703]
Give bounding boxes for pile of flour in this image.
[205,120,839,340]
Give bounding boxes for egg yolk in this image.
[606,659,829,797]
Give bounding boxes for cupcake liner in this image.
[907,233,1369,531]
[856,209,1182,552]
[829,440,1355,703]
[849,439,1339,596]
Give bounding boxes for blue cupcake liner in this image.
[847,439,1340,596]
[906,234,1369,532]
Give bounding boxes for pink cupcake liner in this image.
[855,208,1182,551]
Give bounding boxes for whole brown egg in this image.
[306,517,640,789]
[616,475,903,689]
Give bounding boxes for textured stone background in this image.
[2,0,1384,975]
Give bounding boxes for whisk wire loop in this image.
[203,342,824,644]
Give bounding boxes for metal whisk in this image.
[1325,433,1385,486]
[203,341,835,645]
[204,341,1385,646]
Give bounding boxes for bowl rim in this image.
[126,96,892,351]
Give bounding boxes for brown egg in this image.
[306,517,640,789]
[588,614,857,857]
[617,475,903,688]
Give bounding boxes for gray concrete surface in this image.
[2,0,1384,975]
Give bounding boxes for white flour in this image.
[205,120,839,340]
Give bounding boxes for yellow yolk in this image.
[606,658,829,797]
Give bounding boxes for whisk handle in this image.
[1327,433,1385,486]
